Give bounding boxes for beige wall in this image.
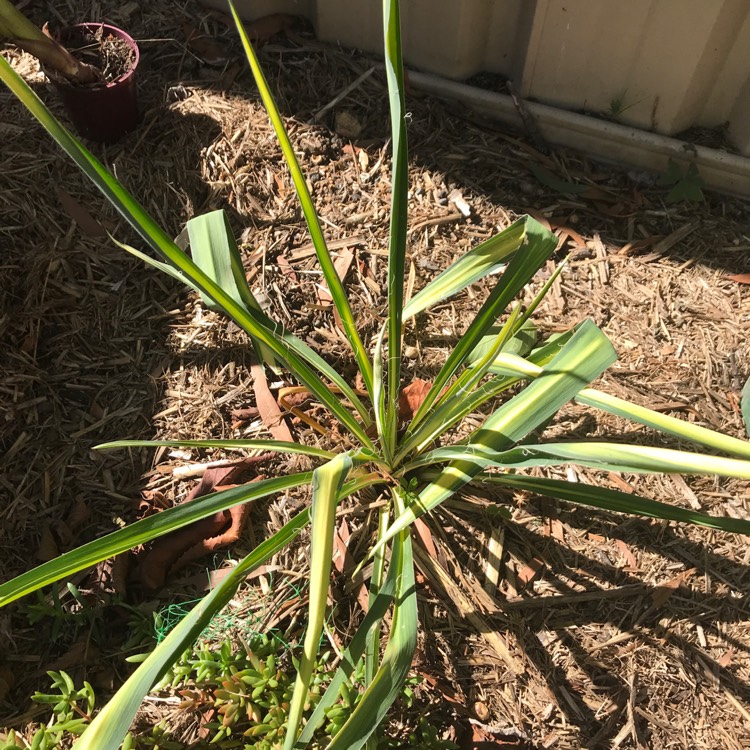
[211,0,750,155]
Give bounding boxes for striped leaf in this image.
[228,1,373,398]
[296,534,398,745]
[406,215,558,431]
[403,218,527,319]
[373,320,615,558]
[284,453,355,750]
[482,474,750,534]
[576,388,750,460]
[395,330,578,462]
[327,488,417,750]
[415,442,750,479]
[71,510,311,750]
[95,438,335,460]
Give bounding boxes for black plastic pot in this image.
[50,23,140,143]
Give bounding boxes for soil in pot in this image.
[47,23,140,143]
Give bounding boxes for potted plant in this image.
[0,0,139,142]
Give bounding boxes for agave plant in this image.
[2,1,750,748]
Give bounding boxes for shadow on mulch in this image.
[502,512,750,745]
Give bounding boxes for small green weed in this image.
[657,159,705,203]
[1,641,452,750]
[607,88,641,119]
[0,671,96,750]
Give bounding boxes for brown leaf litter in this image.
[138,453,272,590]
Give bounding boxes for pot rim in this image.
[60,22,140,89]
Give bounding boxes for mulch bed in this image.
[2,1,750,747]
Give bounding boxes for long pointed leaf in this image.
[576,388,750,460]
[0,473,311,607]
[228,1,373,398]
[408,215,558,431]
[372,320,616,558]
[381,0,409,457]
[71,509,310,750]
[403,218,526,319]
[482,474,750,534]
[113,238,193,286]
[95,438,335,460]
[414,442,750,479]
[327,488,417,750]
[480,353,750,461]
[187,210,255,312]
[432,303,523,418]
[365,506,390,690]
[285,453,355,749]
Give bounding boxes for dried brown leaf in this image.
[137,457,270,589]
[651,567,697,608]
[252,362,294,442]
[180,22,228,65]
[614,539,638,570]
[398,378,432,424]
[55,186,107,236]
[718,648,735,668]
[316,248,354,305]
[246,13,297,42]
[516,557,545,588]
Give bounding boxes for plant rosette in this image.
[4,1,750,748]
[46,22,139,143]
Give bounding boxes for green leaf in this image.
[429,303,524,424]
[187,210,252,313]
[228,0,373,398]
[403,218,526,320]
[742,376,750,438]
[284,453,355,750]
[659,160,705,203]
[377,319,615,557]
[364,507,390,689]
[380,0,410,458]
[407,215,559,431]
[0,473,312,607]
[438,256,564,413]
[468,349,750,461]
[187,210,278,368]
[327,488,417,750]
[481,474,750,534]
[466,321,538,366]
[95,438,335,460]
[657,159,684,186]
[112,239,192,287]
[71,510,311,750]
